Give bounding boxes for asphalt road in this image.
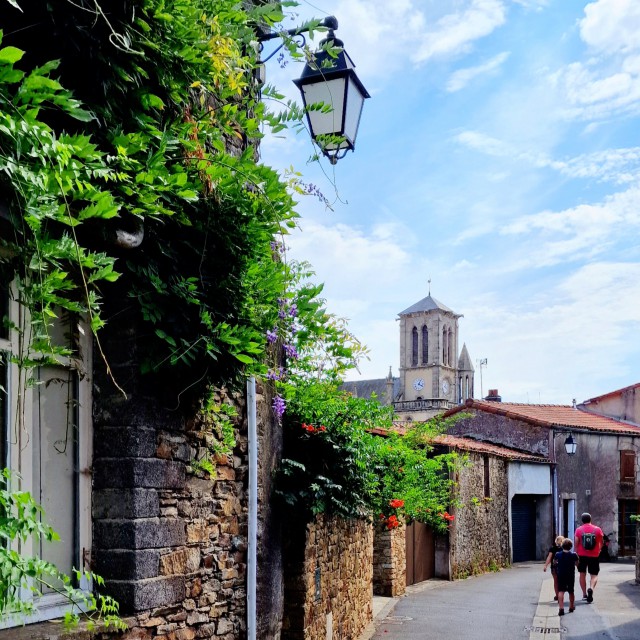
[369,560,640,640]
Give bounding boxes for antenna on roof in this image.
[428,277,431,296]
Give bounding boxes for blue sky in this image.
[261,0,640,405]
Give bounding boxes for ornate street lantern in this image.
[293,17,370,164]
[564,434,577,455]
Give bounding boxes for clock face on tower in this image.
[441,379,450,395]
[413,378,425,391]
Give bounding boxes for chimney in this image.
[485,389,501,402]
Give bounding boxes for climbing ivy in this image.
[0,0,325,397]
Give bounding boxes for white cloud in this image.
[446,51,510,92]
[286,0,509,82]
[413,0,507,63]
[500,186,640,267]
[463,261,640,403]
[455,129,640,184]
[580,0,640,55]
[548,0,640,122]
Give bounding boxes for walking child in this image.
[555,538,579,616]
[543,535,564,601]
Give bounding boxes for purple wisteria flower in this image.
[266,329,277,344]
[288,303,298,317]
[272,395,286,421]
[278,309,287,320]
[267,367,285,381]
[283,343,298,359]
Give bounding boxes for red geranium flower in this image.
[389,499,405,509]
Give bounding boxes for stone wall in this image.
[282,515,373,640]
[373,522,406,597]
[92,383,250,640]
[449,452,510,579]
[448,410,549,456]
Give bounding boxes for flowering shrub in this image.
[276,381,463,530]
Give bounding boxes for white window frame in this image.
[0,281,93,628]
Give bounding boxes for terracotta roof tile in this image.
[432,434,549,463]
[446,400,640,435]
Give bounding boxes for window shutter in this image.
[620,450,636,482]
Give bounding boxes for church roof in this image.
[458,343,474,371]
[340,377,401,404]
[399,294,456,316]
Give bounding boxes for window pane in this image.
[33,366,78,589]
[0,352,6,469]
[0,283,8,341]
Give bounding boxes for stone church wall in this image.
[282,515,373,640]
[449,452,511,579]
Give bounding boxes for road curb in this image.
[358,596,401,640]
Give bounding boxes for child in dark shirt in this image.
[555,538,579,616]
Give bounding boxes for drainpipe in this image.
[550,429,559,535]
[247,376,258,640]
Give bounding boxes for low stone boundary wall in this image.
[283,515,373,640]
[373,522,406,596]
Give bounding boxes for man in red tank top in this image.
[574,512,604,603]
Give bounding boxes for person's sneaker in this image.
[569,607,575,613]
[587,588,593,603]
[558,609,565,616]
[553,596,558,601]
[582,594,589,600]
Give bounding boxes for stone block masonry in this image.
[91,385,250,639]
[283,515,373,640]
[373,522,406,597]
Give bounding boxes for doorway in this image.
[406,521,435,585]
[618,500,639,556]
[512,495,537,562]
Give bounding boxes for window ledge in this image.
[0,619,133,640]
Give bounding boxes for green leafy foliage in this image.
[277,378,463,532]
[0,1,320,397]
[0,470,125,630]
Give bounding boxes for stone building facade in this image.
[444,399,640,559]
[432,435,547,577]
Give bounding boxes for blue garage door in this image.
[512,495,536,562]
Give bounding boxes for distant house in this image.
[431,435,550,577]
[579,383,640,425]
[444,397,640,558]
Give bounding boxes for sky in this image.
[260,0,640,406]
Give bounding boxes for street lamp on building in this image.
[259,16,370,164]
[564,433,577,456]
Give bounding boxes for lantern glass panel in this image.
[300,77,347,140]
[343,75,366,146]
